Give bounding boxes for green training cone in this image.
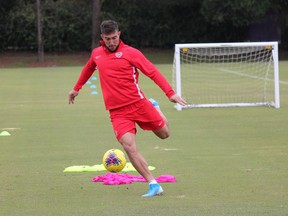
[0,131,11,136]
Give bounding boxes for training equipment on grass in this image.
[103,149,127,173]
[63,162,156,172]
[172,42,280,110]
[91,173,176,185]
[0,131,11,136]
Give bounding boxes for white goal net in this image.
[172,42,280,110]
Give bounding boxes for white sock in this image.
[149,179,157,185]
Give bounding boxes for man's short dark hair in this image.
[100,20,119,35]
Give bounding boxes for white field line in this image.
[219,68,288,85]
[1,128,21,130]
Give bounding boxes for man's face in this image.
[101,31,121,52]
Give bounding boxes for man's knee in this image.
[159,131,170,139]
[158,134,170,139]
[119,132,137,152]
[153,127,170,139]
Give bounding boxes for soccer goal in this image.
[172,42,280,110]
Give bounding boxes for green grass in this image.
[0,61,288,216]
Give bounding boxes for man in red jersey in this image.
[68,20,186,197]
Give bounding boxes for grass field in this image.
[0,58,288,215]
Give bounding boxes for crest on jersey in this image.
[115,52,122,58]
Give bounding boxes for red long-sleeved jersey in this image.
[73,40,175,110]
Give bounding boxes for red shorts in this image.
[109,99,165,141]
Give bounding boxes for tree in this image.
[41,0,92,52]
[91,0,101,49]
[36,0,44,62]
[1,0,288,52]
[200,0,271,27]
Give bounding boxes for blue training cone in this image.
[91,91,98,95]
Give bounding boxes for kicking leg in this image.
[149,98,170,139]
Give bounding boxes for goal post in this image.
[172,42,280,110]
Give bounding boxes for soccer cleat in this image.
[149,98,160,108]
[142,183,164,197]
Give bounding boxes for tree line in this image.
[1,0,287,53]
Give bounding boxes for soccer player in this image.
[68,20,186,197]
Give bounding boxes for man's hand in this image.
[169,94,187,106]
[68,89,79,104]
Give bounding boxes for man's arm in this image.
[129,50,173,97]
[68,56,96,104]
[169,94,187,106]
[73,58,96,92]
[68,89,79,104]
[129,49,187,105]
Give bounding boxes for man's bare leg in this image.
[119,132,163,197]
[149,99,170,139]
[119,132,154,182]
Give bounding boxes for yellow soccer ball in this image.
[103,149,126,173]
